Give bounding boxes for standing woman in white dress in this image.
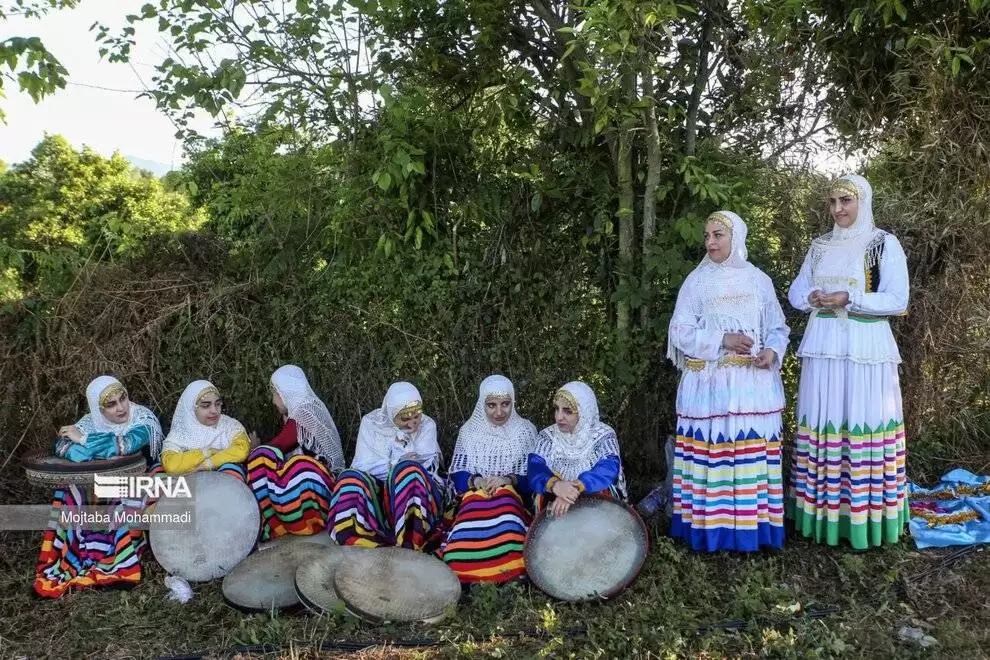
[788,174,910,549]
[667,211,789,552]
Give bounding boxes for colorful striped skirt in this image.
[328,460,445,550]
[439,485,531,584]
[33,461,249,598]
[790,358,908,549]
[671,412,785,553]
[34,484,148,598]
[246,446,334,541]
[33,460,178,599]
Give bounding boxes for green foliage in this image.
[0,135,206,299]
[2,528,990,657]
[2,0,990,487]
[812,0,990,136]
[0,0,78,121]
[94,0,376,138]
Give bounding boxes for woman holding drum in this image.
[439,374,537,584]
[53,375,163,462]
[527,381,627,517]
[245,365,341,540]
[667,211,789,553]
[34,376,164,598]
[327,381,445,550]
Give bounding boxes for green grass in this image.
[1,523,988,659]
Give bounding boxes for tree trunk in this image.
[685,9,714,158]
[616,68,636,336]
[640,55,662,333]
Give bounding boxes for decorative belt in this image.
[813,310,888,322]
[685,355,753,371]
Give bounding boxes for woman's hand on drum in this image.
[400,451,419,462]
[192,458,214,472]
[722,332,754,354]
[58,425,84,444]
[550,479,580,503]
[817,291,850,309]
[548,497,573,518]
[248,431,261,450]
[753,349,777,369]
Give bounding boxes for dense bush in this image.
[2,0,989,504]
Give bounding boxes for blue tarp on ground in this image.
[909,469,990,549]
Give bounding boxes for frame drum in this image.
[23,449,147,489]
[524,496,648,601]
[332,547,461,623]
[150,471,260,582]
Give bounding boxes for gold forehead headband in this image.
[397,400,423,417]
[706,212,733,232]
[830,180,859,199]
[195,386,220,406]
[553,388,580,414]
[98,383,127,407]
[484,391,512,404]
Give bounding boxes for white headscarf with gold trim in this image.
[667,211,765,370]
[74,375,164,458]
[534,381,625,496]
[163,380,245,453]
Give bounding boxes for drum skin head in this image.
[524,496,648,601]
[294,545,365,615]
[331,547,461,624]
[222,535,335,611]
[150,471,260,582]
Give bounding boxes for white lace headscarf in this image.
[353,381,440,474]
[271,365,345,470]
[809,174,886,279]
[535,381,626,497]
[449,375,537,477]
[666,211,766,370]
[162,380,246,454]
[74,375,164,458]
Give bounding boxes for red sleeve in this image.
[268,419,299,452]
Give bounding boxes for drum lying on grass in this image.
[524,496,648,601]
[293,545,366,615]
[223,534,336,611]
[150,471,260,582]
[332,547,462,624]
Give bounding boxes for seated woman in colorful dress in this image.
[246,364,342,540]
[160,380,250,478]
[35,376,164,598]
[528,381,626,519]
[328,381,444,550]
[667,211,789,553]
[439,375,537,584]
[54,375,163,462]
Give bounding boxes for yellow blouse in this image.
[161,431,250,474]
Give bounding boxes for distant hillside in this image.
[125,155,175,177]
